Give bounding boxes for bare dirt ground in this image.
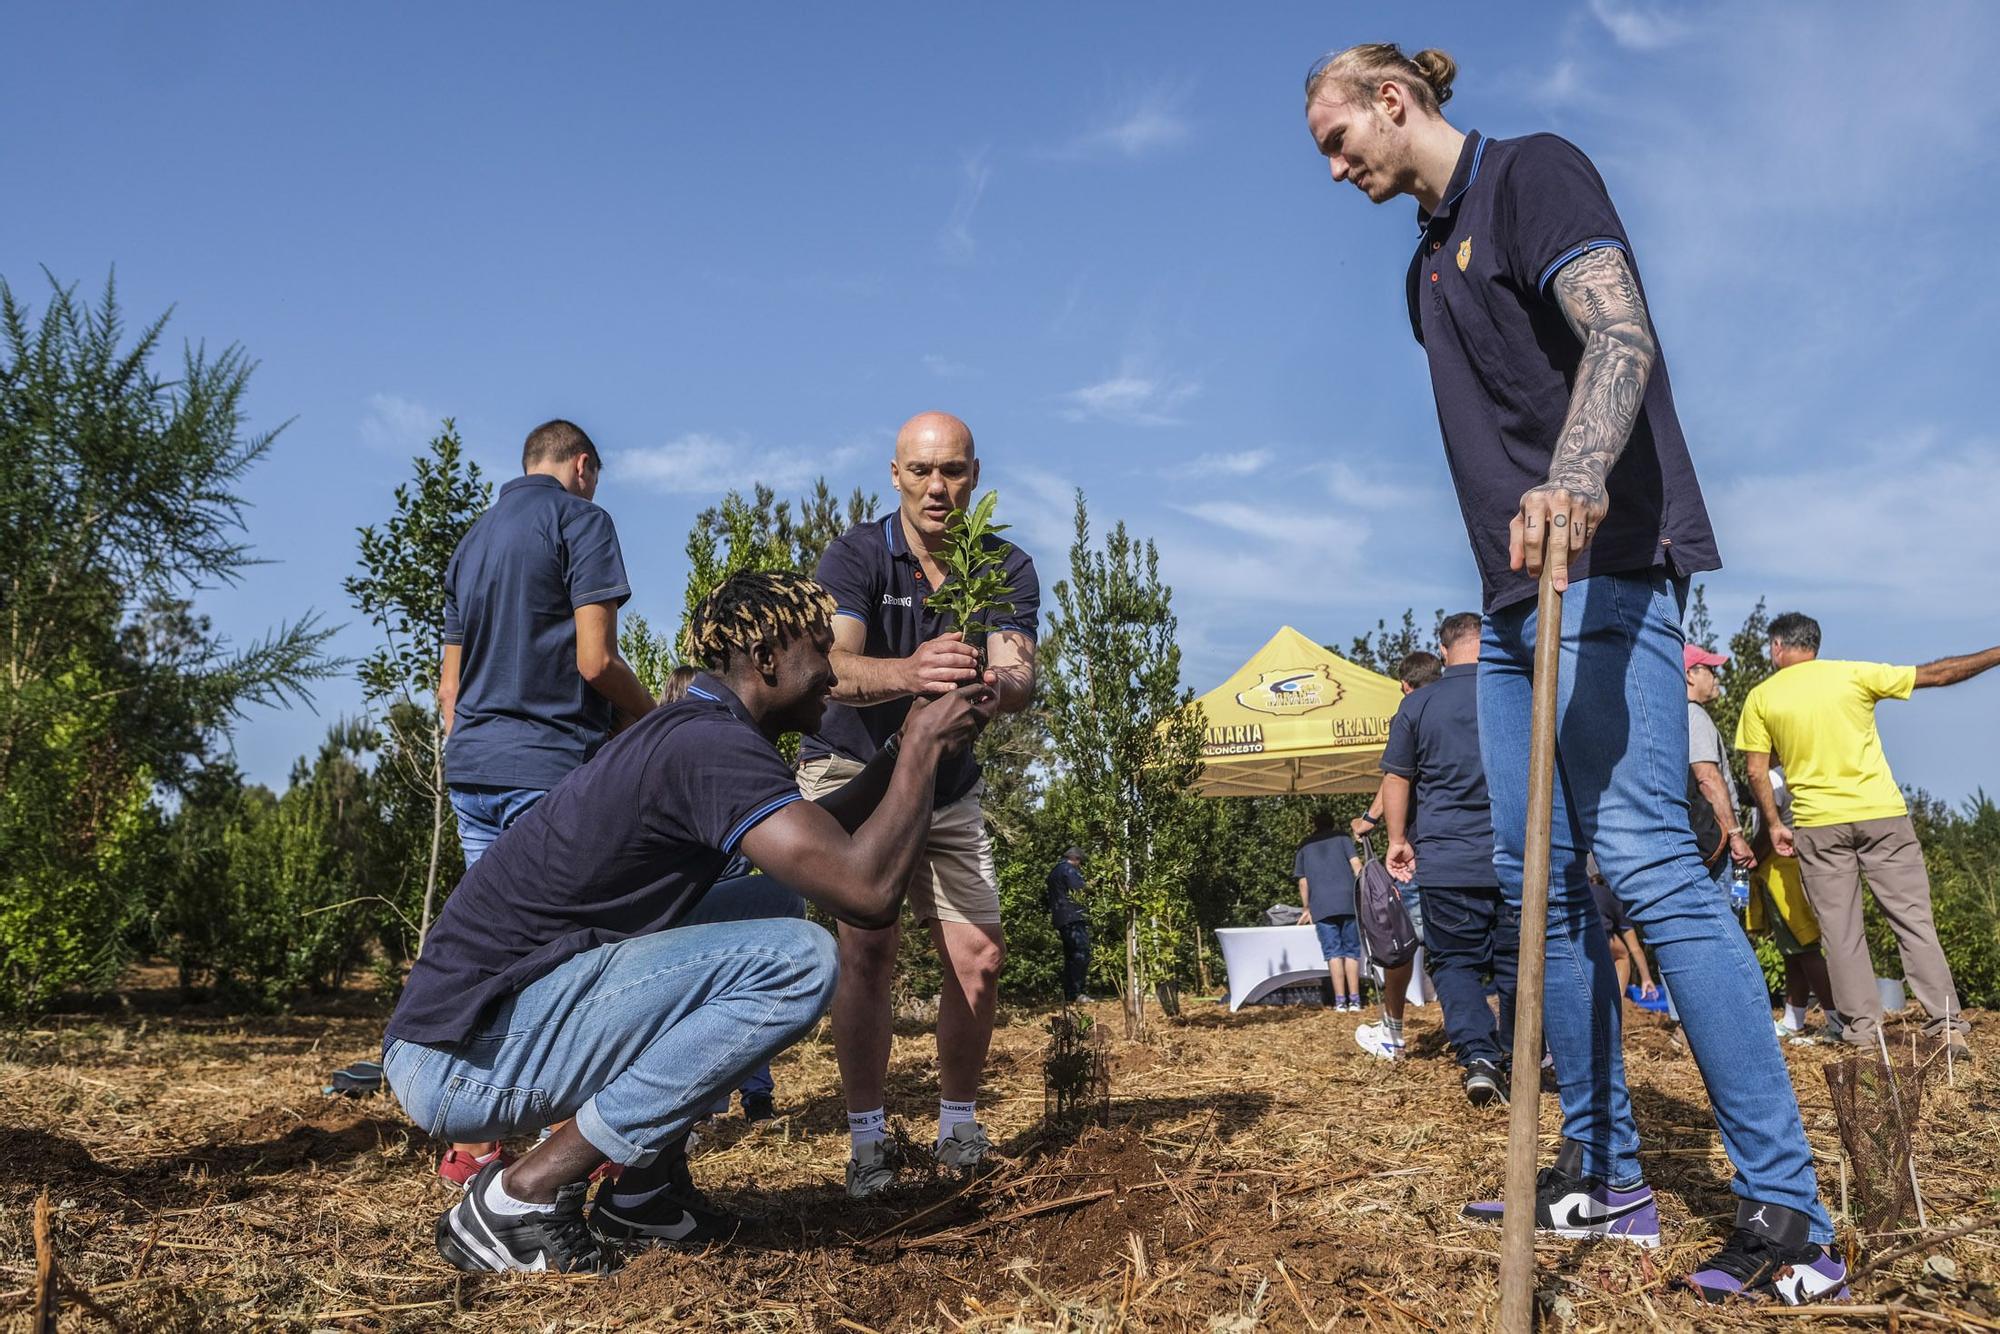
[3,971,1997,1331]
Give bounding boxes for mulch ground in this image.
[3,971,1998,1331]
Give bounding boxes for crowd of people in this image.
[361,38,1999,1310]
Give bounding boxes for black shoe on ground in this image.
[588,1139,738,1247]
[1681,1200,1849,1304]
[1464,1058,1508,1108]
[742,1092,777,1124]
[434,1159,619,1274]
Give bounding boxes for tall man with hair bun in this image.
[801,410,1040,1198]
[1303,42,1846,1303]
[1736,611,2000,1061]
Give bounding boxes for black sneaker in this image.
[1464,1058,1508,1108]
[588,1140,738,1247]
[434,1159,619,1274]
[1681,1200,1849,1304]
[1461,1140,1661,1247]
[742,1092,777,1124]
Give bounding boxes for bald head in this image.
[895,411,974,460]
[890,411,980,546]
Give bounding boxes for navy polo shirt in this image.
[1379,664,1496,887]
[802,513,1040,805]
[387,673,802,1047]
[1045,860,1086,927]
[1407,131,1719,614]
[1293,830,1360,920]
[443,474,632,790]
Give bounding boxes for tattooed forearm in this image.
[1544,246,1657,503]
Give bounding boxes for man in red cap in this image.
[1685,644,1753,888]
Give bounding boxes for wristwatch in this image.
[881,732,902,759]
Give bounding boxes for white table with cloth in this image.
[1214,924,1436,1012]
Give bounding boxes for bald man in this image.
[798,412,1041,1196]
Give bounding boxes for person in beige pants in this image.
[1736,611,2000,1059]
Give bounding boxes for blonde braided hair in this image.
[681,570,836,670]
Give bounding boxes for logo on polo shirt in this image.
[881,593,913,608]
[1457,238,1472,272]
[1235,666,1344,717]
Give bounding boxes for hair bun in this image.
[1411,49,1457,106]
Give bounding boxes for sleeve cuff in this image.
[723,792,804,854]
[572,584,633,609]
[833,608,869,622]
[1537,237,1628,294]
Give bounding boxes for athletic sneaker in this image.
[1682,1199,1849,1304]
[742,1092,778,1124]
[933,1121,994,1174]
[438,1144,513,1190]
[1463,1059,1507,1108]
[846,1139,899,1199]
[588,1148,736,1248]
[1461,1140,1660,1248]
[434,1159,618,1274]
[1353,1022,1404,1061]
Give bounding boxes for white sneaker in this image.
[1354,1022,1404,1061]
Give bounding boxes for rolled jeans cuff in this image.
[577,1094,655,1168]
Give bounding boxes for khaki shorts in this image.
[796,754,1002,927]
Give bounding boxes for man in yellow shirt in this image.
[1735,612,2000,1058]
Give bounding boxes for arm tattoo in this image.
[1543,247,1658,502]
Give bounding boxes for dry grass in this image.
[3,971,1998,1331]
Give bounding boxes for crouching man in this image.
[382,571,994,1274]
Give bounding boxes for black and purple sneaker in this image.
[1682,1199,1849,1305]
[1461,1139,1661,1248]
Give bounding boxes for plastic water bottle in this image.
[1729,867,1751,911]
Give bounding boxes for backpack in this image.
[1355,843,1419,969]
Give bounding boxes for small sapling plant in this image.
[928,490,1017,670]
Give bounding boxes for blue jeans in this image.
[1420,886,1517,1067]
[384,875,831,1167]
[1480,570,1830,1240]
[1313,914,1362,962]
[449,784,549,865]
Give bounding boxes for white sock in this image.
[1784,1003,1809,1031]
[483,1167,546,1216]
[848,1107,887,1151]
[938,1098,977,1142]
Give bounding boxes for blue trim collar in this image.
[1416,130,1486,235]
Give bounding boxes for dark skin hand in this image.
[1511,246,1659,592]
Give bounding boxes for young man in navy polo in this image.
[383,572,996,1273]
[433,418,661,1185]
[1304,43,1845,1304]
[1379,613,1516,1100]
[800,411,1039,1196]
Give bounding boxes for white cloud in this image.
[922,352,973,379]
[614,433,859,496]
[986,462,1080,562]
[1704,433,2000,621]
[1587,0,1690,51]
[1167,448,1271,480]
[937,149,991,263]
[1047,78,1194,161]
[359,392,440,452]
[1535,59,1584,107]
[1059,356,1200,427]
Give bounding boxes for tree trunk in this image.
[1123,906,1145,1040]
[1195,924,1212,994]
[417,726,445,954]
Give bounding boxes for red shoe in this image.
[438,1145,514,1190]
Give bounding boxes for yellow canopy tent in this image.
[1188,625,1404,796]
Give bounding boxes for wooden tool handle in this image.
[1498,559,1564,1334]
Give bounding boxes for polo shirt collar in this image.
[881,512,920,565]
[686,672,758,728]
[1416,130,1486,235]
[500,473,565,497]
[1442,662,1477,679]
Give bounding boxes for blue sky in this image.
[5,1,1998,802]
